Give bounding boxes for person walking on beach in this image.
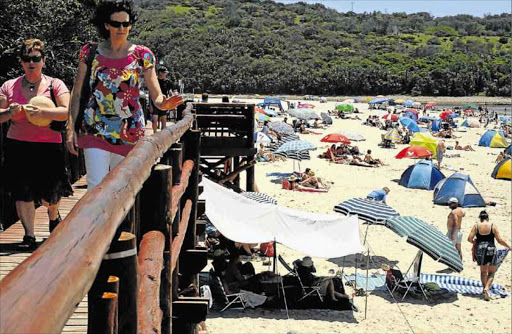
[0,38,73,249]
[446,198,465,260]
[150,66,173,132]
[467,211,511,301]
[366,187,390,204]
[436,140,446,169]
[66,0,183,190]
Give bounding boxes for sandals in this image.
[49,214,62,233]
[18,236,37,250]
[483,290,491,301]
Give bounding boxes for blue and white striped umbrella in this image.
[268,121,294,135]
[385,216,463,272]
[275,140,316,154]
[333,198,399,224]
[276,150,311,161]
[241,192,277,205]
[268,133,300,152]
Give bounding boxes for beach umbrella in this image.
[241,192,277,205]
[446,113,460,119]
[276,150,311,161]
[337,104,355,112]
[320,112,333,125]
[254,132,272,144]
[395,146,433,159]
[342,99,355,104]
[268,121,294,135]
[275,140,316,154]
[395,99,404,104]
[382,114,399,121]
[399,117,420,133]
[425,102,436,109]
[384,129,402,143]
[256,114,270,122]
[333,198,399,225]
[340,130,365,141]
[321,134,351,144]
[267,133,300,152]
[404,100,414,107]
[255,107,266,114]
[412,102,422,108]
[411,133,439,158]
[385,216,463,272]
[369,98,388,105]
[440,111,454,120]
[462,104,478,111]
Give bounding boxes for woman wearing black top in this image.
[467,211,511,301]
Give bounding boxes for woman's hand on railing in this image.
[161,94,184,111]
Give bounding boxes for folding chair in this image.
[278,255,324,303]
[386,251,428,300]
[209,270,248,312]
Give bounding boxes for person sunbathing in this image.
[434,129,459,139]
[299,123,312,134]
[455,141,475,151]
[300,170,328,189]
[364,150,384,166]
[257,144,285,162]
[312,119,326,129]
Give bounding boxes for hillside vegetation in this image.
[1,0,510,97]
[133,0,511,96]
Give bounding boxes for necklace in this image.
[23,76,42,92]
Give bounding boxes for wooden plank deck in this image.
[0,177,89,333]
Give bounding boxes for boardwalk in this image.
[0,177,88,333]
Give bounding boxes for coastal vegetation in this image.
[1,0,510,96]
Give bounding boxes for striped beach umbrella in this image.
[276,150,311,161]
[268,121,294,135]
[241,192,277,205]
[333,198,399,225]
[267,133,300,152]
[384,129,401,143]
[385,216,463,272]
[275,140,316,154]
[340,130,365,141]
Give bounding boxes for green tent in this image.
[462,104,478,111]
[337,104,355,112]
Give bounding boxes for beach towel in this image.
[345,273,387,292]
[420,273,509,298]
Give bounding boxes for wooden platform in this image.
[0,177,89,333]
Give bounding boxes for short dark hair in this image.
[157,66,168,74]
[479,211,489,221]
[93,0,138,39]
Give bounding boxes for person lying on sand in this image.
[299,169,329,189]
[455,141,475,151]
[434,129,460,139]
[299,123,312,134]
[364,150,385,166]
[257,143,286,162]
[312,119,326,129]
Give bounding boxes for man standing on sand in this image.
[436,140,446,169]
[447,197,465,260]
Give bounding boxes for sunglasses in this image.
[108,20,132,28]
[21,55,42,63]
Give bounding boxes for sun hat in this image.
[308,170,315,176]
[301,256,314,267]
[448,197,459,204]
[25,96,55,127]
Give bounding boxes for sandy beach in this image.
[205,98,512,334]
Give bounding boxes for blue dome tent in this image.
[478,130,508,148]
[399,160,446,190]
[431,119,442,132]
[505,145,512,155]
[433,173,485,207]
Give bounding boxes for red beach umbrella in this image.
[255,107,266,114]
[395,146,433,159]
[320,134,351,144]
[425,102,436,109]
[440,111,454,120]
[298,103,316,109]
[405,108,419,114]
[382,114,399,121]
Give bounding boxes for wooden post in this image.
[246,105,255,191]
[233,156,240,188]
[139,164,173,334]
[106,276,119,334]
[88,292,118,334]
[88,232,138,334]
[138,231,165,334]
[182,130,201,251]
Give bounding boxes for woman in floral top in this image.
[67,0,183,190]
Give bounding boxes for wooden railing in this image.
[0,102,208,334]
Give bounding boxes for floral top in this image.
[78,43,155,153]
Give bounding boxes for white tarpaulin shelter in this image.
[202,178,365,258]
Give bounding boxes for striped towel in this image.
[420,273,509,298]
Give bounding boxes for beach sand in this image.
[206,99,511,334]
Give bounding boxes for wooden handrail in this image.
[171,199,192,272]
[0,104,194,334]
[170,159,194,222]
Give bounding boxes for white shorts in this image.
[447,229,463,245]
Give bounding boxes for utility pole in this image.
[351,1,354,12]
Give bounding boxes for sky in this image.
[276,0,512,17]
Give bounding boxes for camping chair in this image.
[386,252,428,300]
[278,255,324,303]
[209,270,248,312]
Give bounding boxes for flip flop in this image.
[483,290,491,301]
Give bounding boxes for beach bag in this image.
[76,42,98,133]
[48,80,67,132]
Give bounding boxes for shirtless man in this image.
[436,140,446,169]
[447,197,465,260]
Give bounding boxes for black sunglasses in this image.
[21,55,42,63]
[108,20,132,28]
